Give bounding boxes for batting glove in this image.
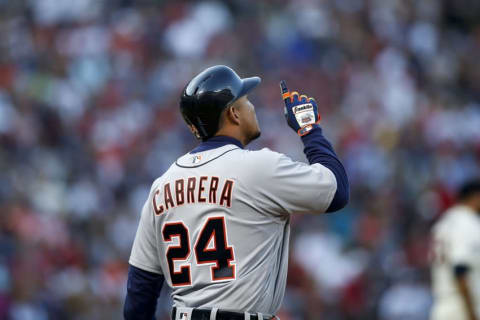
[280,80,321,136]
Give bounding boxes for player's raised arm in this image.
[280,80,349,213]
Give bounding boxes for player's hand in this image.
[279,80,321,136]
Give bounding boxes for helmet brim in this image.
[237,76,261,100]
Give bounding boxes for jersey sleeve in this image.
[448,216,480,267]
[245,148,337,215]
[129,192,163,274]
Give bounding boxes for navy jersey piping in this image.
[175,148,240,168]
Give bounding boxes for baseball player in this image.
[124,65,349,320]
[431,180,480,320]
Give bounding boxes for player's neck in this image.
[214,129,246,147]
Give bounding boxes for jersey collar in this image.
[190,135,243,154]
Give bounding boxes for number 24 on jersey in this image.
[162,216,236,286]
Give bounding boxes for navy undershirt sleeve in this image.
[301,126,349,212]
[124,265,164,320]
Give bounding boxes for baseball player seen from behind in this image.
[123,65,349,320]
[431,180,480,320]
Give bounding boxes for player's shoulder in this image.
[243,148,290,165]
[239,147,293,171]
[446,205,478,222]
[435,205,480,233]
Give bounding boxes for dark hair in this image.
[458,179,480,201]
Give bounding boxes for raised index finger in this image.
[279,80,290,102]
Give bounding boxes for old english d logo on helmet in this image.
[180,65,261,141]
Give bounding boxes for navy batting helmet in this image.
[180,65,261,141]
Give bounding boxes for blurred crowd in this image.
[1,0,480,319]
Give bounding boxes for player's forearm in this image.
[124,265,164,320]
[301,126,349,212]
[455,270,478,320]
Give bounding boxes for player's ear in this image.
[225,105,241,126]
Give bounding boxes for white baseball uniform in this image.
[431,204,480,320]
[129,143,337,315]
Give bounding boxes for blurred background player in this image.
[431,180,480,320]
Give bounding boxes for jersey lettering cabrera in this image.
[431,205,480,320]
[129,141,337,314]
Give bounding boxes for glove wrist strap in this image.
[298,124,320,136]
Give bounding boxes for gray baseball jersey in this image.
[129,143,337,315]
